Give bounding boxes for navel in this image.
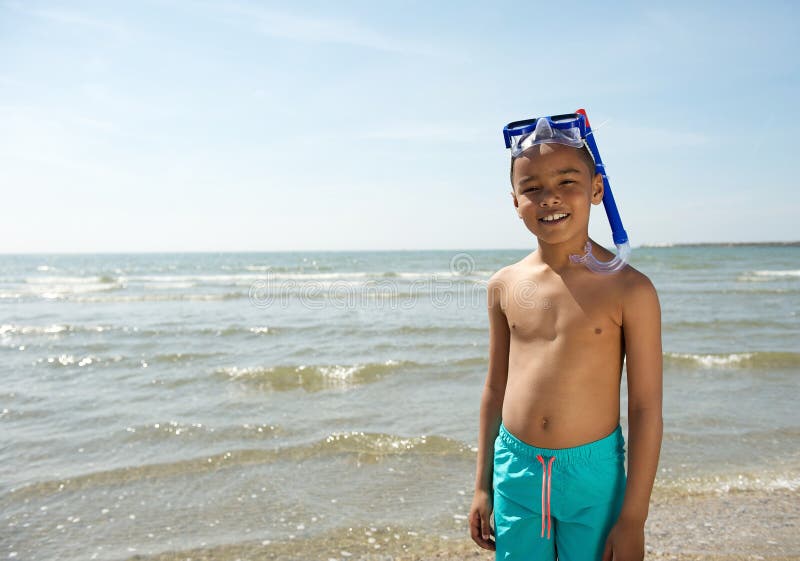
[594,327,602,334]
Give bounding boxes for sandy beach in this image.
[123,488,797,560]
[415,488,800,561]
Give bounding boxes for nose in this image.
[538,186,561,207]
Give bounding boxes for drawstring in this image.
[536,455,555,539]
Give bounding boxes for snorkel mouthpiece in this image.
[503,108,631,274]
[569,240,631,273]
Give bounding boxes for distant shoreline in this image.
[1,242,798,255]
[637,241,800,248]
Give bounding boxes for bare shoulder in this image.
[487,264,514,309]
[487,255,533,311]
[619,263,656,292]
[488,264,511,290]
[489,253,536,283]
[488,263,513,284]
[618,263,660,316]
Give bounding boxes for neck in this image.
[534,234,593,273]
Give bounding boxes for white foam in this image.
[0,324,70,335]
[753,270,800,279]
[317,365,363,380]
[668,352,754,367]
[739,269,800,281]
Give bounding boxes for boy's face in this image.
[510,143,604,244]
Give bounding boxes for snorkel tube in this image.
[568,108,631,273]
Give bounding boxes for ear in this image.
[510,190,523,219]
[591,172,604,205]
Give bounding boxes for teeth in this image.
[541,213,568,222]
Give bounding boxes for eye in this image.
[560,180,575,186]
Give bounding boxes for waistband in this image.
[498,421,624,465]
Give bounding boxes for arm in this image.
[469,272,510,550]
[619,273,664,525]
[474,272,510,493]
[602,273,663,560]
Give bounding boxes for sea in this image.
[1,245,798,561]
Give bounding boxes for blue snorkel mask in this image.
[503,108,631,274]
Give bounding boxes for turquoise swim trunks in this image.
[492,421,627,560]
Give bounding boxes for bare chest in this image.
[503,276,622,344]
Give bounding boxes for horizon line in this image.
[0,241,798,255]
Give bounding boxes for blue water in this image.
[1,246,798,560]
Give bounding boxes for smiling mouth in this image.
[539,213,570,225]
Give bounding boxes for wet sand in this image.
[123,487,798,560]
[418,488,800,561]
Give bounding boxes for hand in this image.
[601,517,645,561]
[468,489,495,551]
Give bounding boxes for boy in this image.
[469,112,663,560]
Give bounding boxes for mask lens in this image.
[509,119,584,156]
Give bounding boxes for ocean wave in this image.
[691,287,800,294]
[126,272,373,282]
[655,468,800,498]
[144,281,196,289]
[111,271,493,283]
[242,264,332,272]
[0,323,280,338]
[664,318,794,331]
[737,269,800,282]
[119,420,282,444]
[389,325,486,336]
[1,323,78,335]
[214,360,417,392]
[149,352,224,364]
[13,269,494,287]
[34,353,125,368]
[1,291,246,303]
[24,350,222,370]
[3,430,472,500]
[164,325,280,337]
[4,278,492,303]
[20,274,125,297]
[451,356,488,367]
[750,269,800,277]
[664,351,800,369]
[24,286,488,303]
[320,430,473,458]
[25,275,118,285]
[69,292,246,303]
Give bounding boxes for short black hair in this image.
[510,143,596,189]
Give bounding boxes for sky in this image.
[1,0,798,252]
